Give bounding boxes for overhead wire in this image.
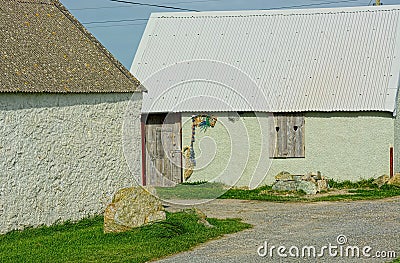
[70,0,220,10]
[263,0,362,10]
[82,18,149,25]
[108,0,199,11]
[78,0,373,28]
[86,22,148,28]
[165,0,220,4]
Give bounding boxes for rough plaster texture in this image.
[182,112,394,188]
[0,93,142,234]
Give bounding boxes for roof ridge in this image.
[3,0,53,4]
[52,0,144,92]
[156,9,400,19]
[153,5,400,18]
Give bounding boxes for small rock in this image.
[302,173,317,183]
[275,171,294,181]
[183,208,206,220]
[315,171,322,180]
[301,173,312,181]
[388,173,400,186]
[198,218,215,228]
[316,179,328,192]
[293,175,302,181]
[373,175,390,187]
[183,208,214,228]
[104,186,166,234]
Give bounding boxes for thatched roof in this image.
[0,0,143,93]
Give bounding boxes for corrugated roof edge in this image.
[52,0,145,93]
[141,109,395,114]
[394,87,400,117]
[150,4,400,18]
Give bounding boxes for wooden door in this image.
[143,113,182,186]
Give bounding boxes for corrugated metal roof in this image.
[0,0,142,93]
[132,5,400,113]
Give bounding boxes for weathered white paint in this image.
[182,112,394,188]
[0,93,142,234]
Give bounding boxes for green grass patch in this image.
[220,185,315,202]
[156,182,228,200]
[155,179,400,202]
[326,178,378,189]
[220,179,400,202]
[0,212,251,263]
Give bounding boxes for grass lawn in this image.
[156,179,400,202]
[156,182,228,200]
[0,211,251,263]
[221,183,400,202]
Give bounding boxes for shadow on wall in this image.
[306,111,394,119]
[0,93,135,111]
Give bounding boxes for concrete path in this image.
[157,197,400,263]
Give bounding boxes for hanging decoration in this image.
[183,114,218,181]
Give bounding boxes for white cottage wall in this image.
[182,112,394,188]
[0,93,142,234]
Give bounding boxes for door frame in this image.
[141,113,183,186]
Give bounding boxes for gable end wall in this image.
[0,93,142,234]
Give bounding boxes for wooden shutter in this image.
[270,114,305,158]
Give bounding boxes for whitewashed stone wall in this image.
[0,93,142,234]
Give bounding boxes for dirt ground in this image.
[158,197,400,263]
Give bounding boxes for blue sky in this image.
[59,0,400,68]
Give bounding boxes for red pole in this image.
[390,146,394,179]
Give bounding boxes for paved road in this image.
[157,197,400,263]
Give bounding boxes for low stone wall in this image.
[272,171,328,194]
[0,93,142,234]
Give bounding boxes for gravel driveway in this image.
[157,197,400,263]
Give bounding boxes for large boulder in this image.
[104,186,166,233]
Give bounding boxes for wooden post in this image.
[390,146,394,179]
[141,115,147,186]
